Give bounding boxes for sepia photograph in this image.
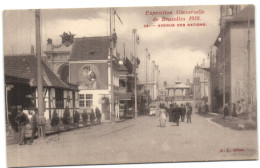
[1,1,258,167]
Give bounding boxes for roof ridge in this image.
[41,63,52,86]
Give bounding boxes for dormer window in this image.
[90,50,95,55]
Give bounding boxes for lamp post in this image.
[145,48,150,110]
[218,36,226,107]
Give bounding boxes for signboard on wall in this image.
[70,63,108,90]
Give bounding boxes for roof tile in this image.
[4,55,70,89]
[70,36,110,61]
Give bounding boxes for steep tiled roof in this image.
[69,36,110,61]
[4,55,70,89]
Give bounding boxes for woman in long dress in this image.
[159,104,167,127]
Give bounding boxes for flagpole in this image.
[145,48,148,110]
[35,9,46,138]
[132,28,138,118]
[109,8,115,122]
[247,9,251,110]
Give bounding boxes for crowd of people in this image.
[14,107,102,146]
[158,103,193,127]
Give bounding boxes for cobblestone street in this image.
[2,4,259,168]
[7,111,257,167]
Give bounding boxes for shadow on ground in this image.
[198,112,257,131]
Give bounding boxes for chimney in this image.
[46,38,53,51]
[47,38,52,44]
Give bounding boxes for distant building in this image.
[118,57,135,118]
[165,80,192,105]
[137,56,160,101]
[158,88,167,101]
[192,64,210,104]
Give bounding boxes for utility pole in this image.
[247,10,251,110]
[152,61,155,100]
[209,45,213,111]
[204,72,206,98]
[221,27,226,108]
[145,48,150,111]
[35,9,46,138]
[219,6,226,108]
[145,48,148,108]
[132,28,138,118]
[223,62,226,107]
[109,8,115,122]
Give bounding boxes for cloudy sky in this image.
[3,6,220,86]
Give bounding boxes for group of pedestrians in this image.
[158,102,193,127]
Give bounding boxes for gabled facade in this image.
[69,36,120,122]
[4,55,79,123]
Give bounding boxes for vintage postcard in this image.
[3,4,257,167]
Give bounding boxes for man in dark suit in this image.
[15,108,29,145]
[169,104,174,122]
[180,104,186,122]
[174,104,181,126]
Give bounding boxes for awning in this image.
[5,75,30,85]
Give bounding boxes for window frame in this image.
[55,89,64,109]
[79,94,93,108]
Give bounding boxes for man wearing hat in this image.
[15,107,29,145]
